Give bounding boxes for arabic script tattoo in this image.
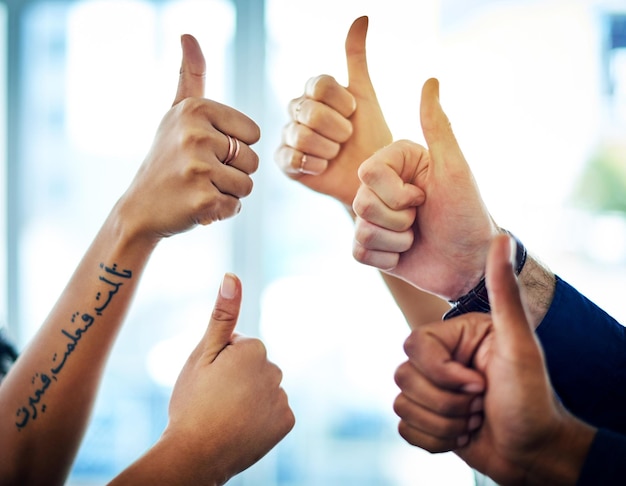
[14,263,133,430]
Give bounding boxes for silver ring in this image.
[223,134,240,165]
[294,99,305,123]
[298,153,307,173]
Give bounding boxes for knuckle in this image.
[309,75,337,98]
[273,364,284,384]
[198,200,237,225]
[306,106,323,128]
[398,421,450,454]
[354,223,377,247]
[177,97,204,118]
[193,192,216,213]
[273,146,299,176]
[249,123,261,143]
[295,128,316,147]
[351,196,370,219]
[433,398,459,417]
[248,337,268,357]
[351,241,368,263]
[357,161,376,185]
[288,96,300,114]
[397,421,420,448]
[248,150,260,173]
[424,442,449,454]
[395,138,420,151]
[240,177,254,197]
[400,227,415,245]
[189,157,214,177]
[211,305,236,323]
[394,363,411,388]
[282,412,296,433]
[327,141,341,159]
[181,129,206,151]
[334,121,353,143]
[392,394,408,417]
[388,194,414,212]
[289,151,303,172]
[403,332,420,357]
[175,96,194,113]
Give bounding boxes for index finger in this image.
[304,75,356,119]
[357,140,427,210]
[404,314,490,392]
[201,99,261,146]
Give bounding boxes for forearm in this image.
[0,202,157,485]
[380,273,450,329]
[108,434,224,486]
[525,414,595,486]
[517,253,556,329]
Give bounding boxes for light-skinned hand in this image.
[117,34,260,243]
[274,16,392,208]
[352,78,499,301]
[109,273,295,485]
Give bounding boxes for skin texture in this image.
[276,16,391,209]
[276,16,578,484]
[275,16,556,327]
[394,235,595,486]
[275,16,449,326]
[108,274,294,486]
[351,79,499,301]
[0,34,292,486]
[349,77,556,327]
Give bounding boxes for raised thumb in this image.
[345,16,375,95]
[203,273,242,362]
[486,235,534,350]
[173,34,206,106]
[419,78,464,157]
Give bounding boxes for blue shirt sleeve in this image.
[577,428,626,485]
[536,276,626,434]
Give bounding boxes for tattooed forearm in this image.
[14,262,133,430]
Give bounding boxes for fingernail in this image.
[220,273,237,299]
[457,434,469,448]
[180,34,190,50]
[299,155,327,175]
[468,414,483,431]
[469,396,484,413]
[462,382,484,393]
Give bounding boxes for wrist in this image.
[517,254,556,329]
[524,414,596,486]
[108,197,162,253]
[442,224,505,301]
[109,431,225,486]
[443,230,526,320]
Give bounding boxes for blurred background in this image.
[1,0,625,484]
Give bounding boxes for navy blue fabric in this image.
[536,277,626,483]
[577,428,626,485]
[537,276,626,434]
